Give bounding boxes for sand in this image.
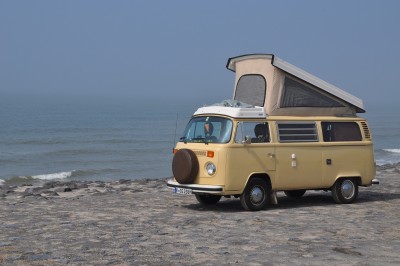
[0,166,399,265]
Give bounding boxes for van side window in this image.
[235,122,270,143]
[234,74,266,107]
[277,122,318,142]
[281,76,344,108]
[322,122,362,141]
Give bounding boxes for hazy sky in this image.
[1,1,399,107]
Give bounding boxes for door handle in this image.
[268,153,275,158]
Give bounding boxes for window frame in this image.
[321,122,362,142]
[281,76,345,108]
[277,121,318,143]
[234,74,267,107]
[180,116,233,144]
[235,121,270,144]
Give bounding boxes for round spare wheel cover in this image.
[172,149,199,184]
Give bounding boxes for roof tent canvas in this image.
[226,54,365,116]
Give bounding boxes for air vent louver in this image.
[360,122,371,139]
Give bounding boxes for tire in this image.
[172,149,199,184]
[195,194,221,205]
[284,189,306,198]
[332,178,358,204]
[240,178,269,211]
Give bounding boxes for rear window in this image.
[322,122,362,142]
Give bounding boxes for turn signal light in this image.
[173,149,179,154]
[207,151,214,158]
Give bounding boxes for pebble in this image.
[0,171,399,265]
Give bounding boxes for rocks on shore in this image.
[0,178,169,200]
[377,162,400,172]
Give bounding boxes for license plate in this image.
[174,187,192,195]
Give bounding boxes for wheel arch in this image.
[332,176,361,188]
[243,173,272,193]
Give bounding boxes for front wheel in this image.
[332,178,358,204]
[195,194,221,205]
[240,178,269,211]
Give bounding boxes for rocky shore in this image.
[1,165,399,265]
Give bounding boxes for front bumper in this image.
[167,179,223,194]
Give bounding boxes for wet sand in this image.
[0,166,399,265]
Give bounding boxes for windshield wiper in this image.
[179,137,211,144]
[192,137,205,141]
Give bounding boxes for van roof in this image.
[194,105,266,118]
[226,54,365,114]
[193,105,367,120]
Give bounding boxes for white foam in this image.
[32,171,74,180]
[383,149,400,154]
[375,159,387,166]
[0,179,4,186]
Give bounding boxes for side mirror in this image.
[243,135,251,144]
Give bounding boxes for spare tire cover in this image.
[172,149,199,184]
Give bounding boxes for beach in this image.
[1,165,399,265]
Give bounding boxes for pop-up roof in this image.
[226,54,364,116]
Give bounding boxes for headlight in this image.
[206,162,216,175]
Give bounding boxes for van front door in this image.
[226,122,275,191]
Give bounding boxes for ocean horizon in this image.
[0,96,399,186]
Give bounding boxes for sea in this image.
[0,96,197,186]
[0,97,399,186]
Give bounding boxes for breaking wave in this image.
[1,168,125,186]
[375,148,400,166]
[32,171,74,180]
[383,149,400,154]
[2,171,74,185]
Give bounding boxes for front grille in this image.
[193,150,207,157]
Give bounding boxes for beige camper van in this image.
[167,54,378,211]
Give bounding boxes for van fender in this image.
[331,176,361,188]
[241,173,278,205]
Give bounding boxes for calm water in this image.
[364,104,400,165]
[0,97,399,185]
[0,97,196,185]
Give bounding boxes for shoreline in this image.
[0,168,399,264]
[1,161,400,187]
[0,177,171,200]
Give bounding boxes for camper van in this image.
[167,54,378,211]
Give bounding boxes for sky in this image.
[1,0,399,108]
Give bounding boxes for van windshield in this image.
[180,116,233,144]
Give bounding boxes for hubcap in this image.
[341,180,355,199]
[250,186,264,204]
